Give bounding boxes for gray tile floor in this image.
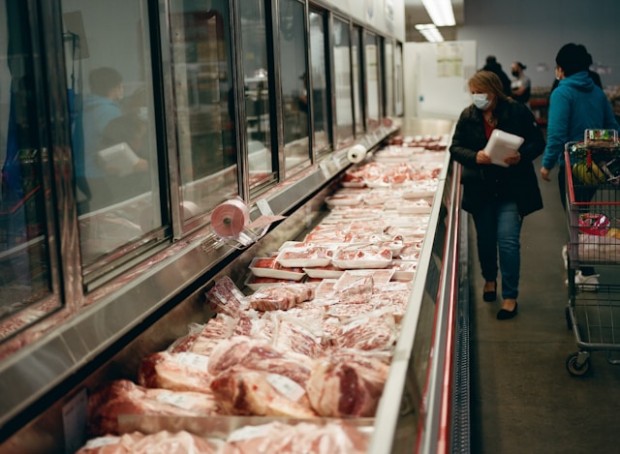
[469,158,620,454]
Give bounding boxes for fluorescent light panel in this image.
[415,24,444,43]
[421,0,455,26]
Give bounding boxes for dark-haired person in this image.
[510,61,531,104]
[79,67,124,212]
[482,55,512,97]
[450,70,545,320]
[540,43,619,290]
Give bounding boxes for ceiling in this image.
[404,0,464,42]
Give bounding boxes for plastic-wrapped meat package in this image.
[137,351,211,393]
[210,367,316,418]
[270,315,324,358]
[324,301,377,321]
[247,283,315,311]
[168,314,237,355]
[76,431,221,454]
[248,316,275,343]
[335,275,374,304]
[306,351,389,417]
[87,380,221,436]
[231,310,258,337]
[369,282,412,323]
[281,305,327,327]
[207,336,312,387]
[223,421,369,454]
[205,276,247,317]
[331,312,398,351]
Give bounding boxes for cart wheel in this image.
[564,307,572,330]
[566,352,590,376]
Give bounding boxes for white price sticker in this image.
[266,373,306,402]
[228,424,271,442]
[155,391,196,410]
[175,352,210,370]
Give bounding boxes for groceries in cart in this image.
[571,211,620,264]
[578,213,610,236]
[567,129,620,185]
[564,129,620,376]
[565,130,620,265]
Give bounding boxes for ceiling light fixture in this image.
[415,24,444,43]
[420,0,455,27]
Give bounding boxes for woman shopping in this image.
[450,71,545,319]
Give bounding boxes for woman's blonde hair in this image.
[468,70,509,101]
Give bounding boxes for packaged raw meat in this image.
[276,246,334,268]
[76,431,221,454]
[244,275,303,291]
[137,351,211,393]
[168,314,237,355]
[207,336,312,386]
[223,421,369,454]
[205,276,247,317]
[331,312,398,351]
[247,283,315,311]
[332,246,392,269]
[306,352,389,417]
[210,367,316,418]
[249,257,305,280]
[87,380,221,436]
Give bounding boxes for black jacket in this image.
[482,62,512,97]
[450,99,545,217]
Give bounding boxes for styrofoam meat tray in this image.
[249,257,306,281]
[276,246,333,268]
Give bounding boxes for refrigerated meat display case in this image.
[0,118,470,454]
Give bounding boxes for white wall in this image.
[457,0,620,89]
[404,41,477,120]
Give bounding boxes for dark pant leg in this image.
[473,204,498,283]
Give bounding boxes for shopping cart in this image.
[563,130,620,376]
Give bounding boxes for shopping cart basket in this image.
[563,130,620,376]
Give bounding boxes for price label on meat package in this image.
[227,424,271,442]
[266,373,306,402]
[174,352,210,370]
[155,391,196,410]
[83,436,122,449]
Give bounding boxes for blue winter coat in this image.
[79,95,122,179]
[542,71,619,170]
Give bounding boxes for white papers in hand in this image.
[484,129,524,167]
[97,142,140,177]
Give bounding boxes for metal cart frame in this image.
[563,130,620,376]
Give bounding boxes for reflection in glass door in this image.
[332,18,353,148]
[169,0,239,220]
[308,10,330,154]
[385,40,394,118]
[352,26,364,136]
[61,0,163,268]
[364,32,380,131]
[279,0,310,172]
[239,0,275,191]
[0,0,57,339]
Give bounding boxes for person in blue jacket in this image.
[540,43,619,288]
[77,67,124,212]
[540,44,619,196]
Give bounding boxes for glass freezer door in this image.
[0,0,61,340]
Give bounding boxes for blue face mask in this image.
[472,93,491,110]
